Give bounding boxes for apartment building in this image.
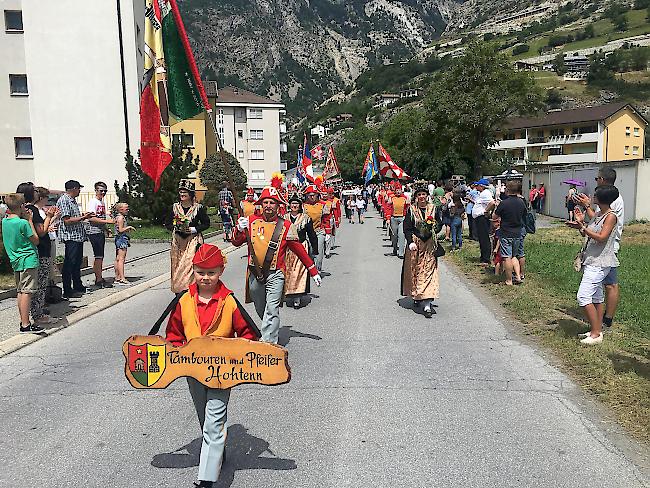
[492,102,647,166]
[172,84,287,192]
[1,0,143,196]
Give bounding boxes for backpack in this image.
[523,205,536,234]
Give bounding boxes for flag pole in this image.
[205,108,242,213]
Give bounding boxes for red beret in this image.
[192,244,226,269]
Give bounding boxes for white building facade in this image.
[207,85,286,189]
[0,0,143,195]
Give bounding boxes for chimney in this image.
[233,87,239,95]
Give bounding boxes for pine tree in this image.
[199,150,248,198]
[114,143,197,225]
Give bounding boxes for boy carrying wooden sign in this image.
[123,244,290,488]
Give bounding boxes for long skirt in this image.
[401,236,440,301]
[284,241,310,296]
[171,233,203,293]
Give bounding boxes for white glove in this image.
[237,217,248,232]
[325,234,331,243]
[313,274,322,287]
[409,242,417,251]
[189,227,197,234]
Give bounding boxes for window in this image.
[634,127,640,137]
[172,133,194,148]
[624,146,630,155]
[250,129,264,140]
[550,128,564,137]
[251,169,265,180]
[248,108,263,119]
[625,126,631,137]
[633,146,639,156]
[9,74,27,95]
[250,150,264,160]
[238,150,244,159]
[14,137,33,158]
[237,130,243,138]
[4,10,23,31]
[573,125,597,134]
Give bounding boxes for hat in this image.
[412,180,429,195]
[192,243,226,269]
[288,192,303,204]
[473,178,490,186]
[256,186,287,205]
[178,179,195,192]
[304,185,319,194]
[65,180,83,190]
[246,187,255,196]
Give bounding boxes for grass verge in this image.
[0,273,15,291]
[446,223,650,443]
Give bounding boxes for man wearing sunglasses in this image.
[86,182,115,288]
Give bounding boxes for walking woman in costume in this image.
[167,180,211,293]
[285,193,319,308]
[402,181,442,318]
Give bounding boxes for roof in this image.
[205,83,283,106]
[502,102,647,130]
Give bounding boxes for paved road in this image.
[0,211,647,488]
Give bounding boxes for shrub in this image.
[513,44,530,55]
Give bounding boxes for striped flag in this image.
[363,144,378,186]
[301,133,315,183]
[140,0,210,191]
[378,144,410,180]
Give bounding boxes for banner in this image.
[140,0,210,190]
[311,144,325,161]
[322,146,340,180]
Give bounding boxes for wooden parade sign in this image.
[123,335,291,389]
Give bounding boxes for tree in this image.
[587,52,615,84]
[421,41,543,178]
[546,88,563,109]
[613,14,629,31]
[554,53,567,74]
[198,150,248,199]
[512,44,530,55]
[114,143,197,225]
[584,24,595,38]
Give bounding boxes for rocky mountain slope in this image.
[180,0,459,111]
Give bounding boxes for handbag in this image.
[434,242,446,258]
[45,284,64,304]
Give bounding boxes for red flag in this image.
[378,144,410,180]
[322,146,340,180]
[311,144,325,160]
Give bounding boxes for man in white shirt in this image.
[86,182,114,288]
[576,167,624,329]
[471,178,495,265]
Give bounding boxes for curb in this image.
[0,244,238,358]
[0,231,224,301]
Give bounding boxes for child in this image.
[113,203,134,286]
[1,194,44,334]
[219,200,233,242]
[165,243,260,487]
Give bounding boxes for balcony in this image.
[527,132,599,145]
[495,138,527,149]
[546,153,598,164]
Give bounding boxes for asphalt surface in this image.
[0,211,647,488]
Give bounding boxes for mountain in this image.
[179,0,459,114]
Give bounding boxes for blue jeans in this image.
[450,216,463,249]
[62,240,84,293]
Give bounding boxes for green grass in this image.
[0,273,15,291]
[447,223,650,443]
[511,9,650,60]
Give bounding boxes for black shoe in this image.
[194,481,213,488]
[63,291,83,299]
[43,308,51,315]
[20,323,46,334]
[293,299,301,309]
[95,279,113,289]
[73,286,87,293]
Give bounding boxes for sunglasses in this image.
[97,189,108,193]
